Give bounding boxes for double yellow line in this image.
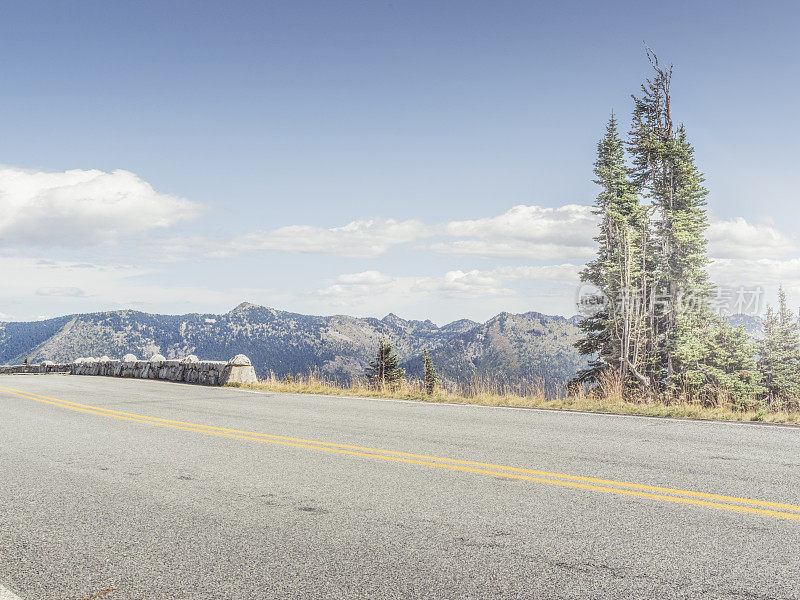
[3,385,800,522]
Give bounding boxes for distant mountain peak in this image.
[440,318,480,333]
[382,312,406,325]
[229,302,262,313]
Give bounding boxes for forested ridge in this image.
[0,303,589,391]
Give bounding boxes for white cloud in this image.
[414,264,581,298]
[433,208,799,264]
[708,257,800,314]
[156,205,598,262]
[336,270,394,285]
[699,218,800,301]
[413,270,515,298]
[317,270,400,298]
[36,286,87,297]
[224,218,431,258]
[710,257,800,287]
[5,178,797,323]
[493,263,583,284]
[707,218,798,259]
[316,264,582,304]
[0,166,200,247]
[156,218,432,261]
[434,204,598,259]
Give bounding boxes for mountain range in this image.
[0,302,589,392]
[0,303,763,392]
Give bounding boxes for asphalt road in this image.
[1,375,799,599]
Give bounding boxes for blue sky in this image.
[1,0,798,323]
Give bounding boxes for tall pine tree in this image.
[575,49,762,405]
[758,286,800,408]
[576,114,648,388]
[628,50,712,388]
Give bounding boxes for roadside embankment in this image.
[246,373,800,425]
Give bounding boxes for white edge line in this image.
[0,584,24,600]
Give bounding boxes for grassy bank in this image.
[230,373,800,425]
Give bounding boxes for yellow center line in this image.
[5,386,800,513]
[3,385,800,521]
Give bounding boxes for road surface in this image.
[1,375,799,599]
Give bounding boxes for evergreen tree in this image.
[577,114,647,381]
[575,49,763,407]
[422,348,437,395]
[628,50,712,388]
[671,313,763,406]
[576,114,648,388]
[366,338,405,387]
[758,286,800,407]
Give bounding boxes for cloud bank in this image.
[226,218,431,258]
[433,204,598,259]
[158,204,599,261]
[0,166,200,247]
[1,160,796,321]
[317,264,581,304]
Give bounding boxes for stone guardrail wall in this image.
[0,353,258,386]
[0,362,72,375]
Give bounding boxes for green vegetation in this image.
[366,338,405,387]
[574,50,794,415]
[422,348,437,395]
[758,286,800,409]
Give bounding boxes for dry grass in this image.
[230,371,800,425]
